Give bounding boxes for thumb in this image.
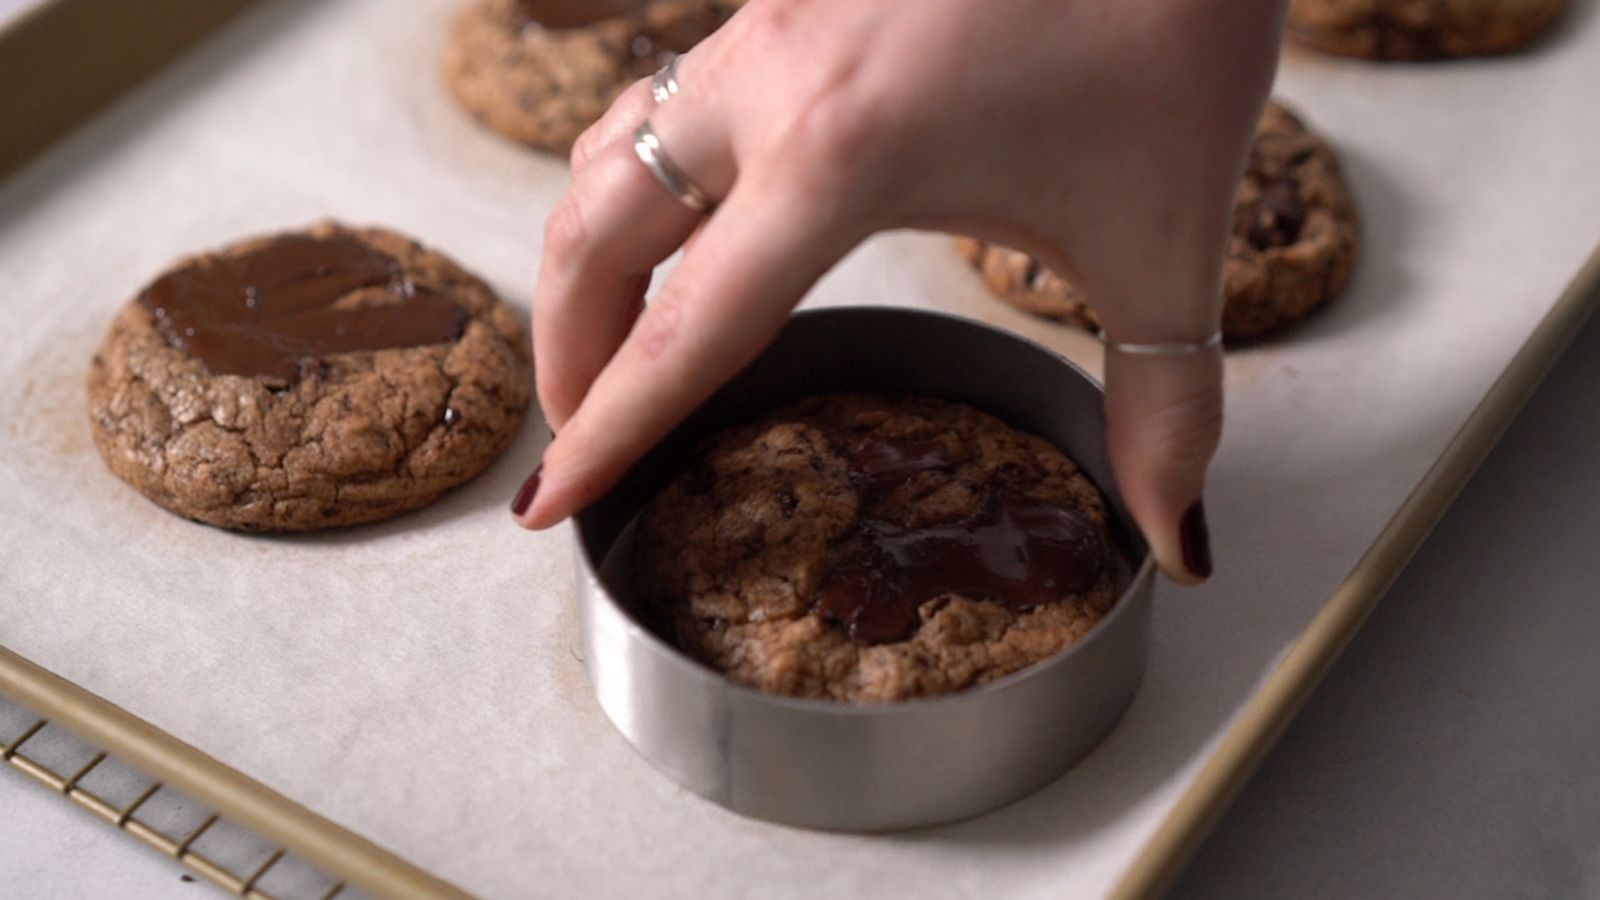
[1103,343,1224,584]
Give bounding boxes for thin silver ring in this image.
[1101,331,1223,355]
[651,54,681,104]
[634,119,715,212]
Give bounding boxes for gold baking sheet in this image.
[0,0,256,179]
[1,1,1597,897]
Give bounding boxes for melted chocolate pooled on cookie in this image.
[511,0,645,29]
[626,3,739,72]
[848,435,952,490]
[813,435,1107,645]
[138,235,466,385]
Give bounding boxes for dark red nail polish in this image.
[1180,499,1212,580]
[512,466,543,517]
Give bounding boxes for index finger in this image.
[515,181,858,529]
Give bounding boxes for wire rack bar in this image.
[1,646,453,898]
[1,707,349,899]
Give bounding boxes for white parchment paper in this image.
[2,1,1597,896]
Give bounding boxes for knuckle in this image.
[535,380,569,428]
[569,128,598,170]
[542,194,590,269]
[629,293,685,364]
[788,82,869,164]
[1146,384,1224,467]
[738,0,808,45]
[763,61,885,207]
[571,78,648,170]
[534,358,577,426]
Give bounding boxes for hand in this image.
[513,0,1286,584]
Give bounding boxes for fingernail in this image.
[511,465,543,517]
[1180,499,1212,580]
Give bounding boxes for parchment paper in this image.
[2,1,1597,896]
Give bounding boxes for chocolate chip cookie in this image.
[441,0,742,154]
[87,222,533,531]
[1286,0,1570,60]
[959,100,1360,341]
[632,393,1120,704]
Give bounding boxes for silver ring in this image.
[634,119,715,212]
[651,54,681,104]
[1101,331,1223,355]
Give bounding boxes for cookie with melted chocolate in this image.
[1286,0,1569,60]
[441,0,743,154]
[957,99,1360,341]
[87,222,532,531]
[632,393,1120,704]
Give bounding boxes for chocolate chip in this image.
[1242,180,1306,249]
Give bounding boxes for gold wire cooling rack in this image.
[0,694,352,900]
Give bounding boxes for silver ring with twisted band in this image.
[634,120,716,212]
[1101,331,1223,355]
[651,54,682,104]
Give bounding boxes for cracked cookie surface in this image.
[632,393,1119,704]
[1286,0,1569,60]
[87,222,532,531]
[958,100,1360,342]
[442,0,743,154]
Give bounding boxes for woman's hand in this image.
[512,0,1286,583]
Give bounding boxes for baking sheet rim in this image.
[1109,242,1600,899]
[0,0,258,181]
